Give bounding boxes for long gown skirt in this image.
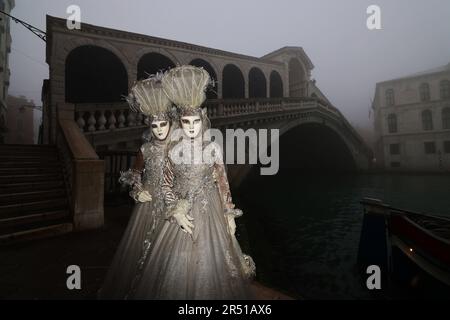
[98,200,160,299]
[131,185,253,300]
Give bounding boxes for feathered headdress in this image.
[126,73,173,121]
[161,65,213,115]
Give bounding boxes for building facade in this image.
[4,95,35,144]
[373,63,450,171]
[0,0,14,143]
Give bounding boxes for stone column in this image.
[245,76,249,99]
[217,68,223,99]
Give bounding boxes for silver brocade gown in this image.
[98,139,168,299]
[131,139,254,300]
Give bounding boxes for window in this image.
[390,143,400,155]
[421,110,433,131]
[385,89,395,106]
[387,113,397,133]
[444,141,450,153]
[441,80,450,100]
[390,162,401,168]
[442,107,450,129]
[424,142,436,154]
[419,83,430,102]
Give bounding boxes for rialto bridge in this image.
[22,15,373,234]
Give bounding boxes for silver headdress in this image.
[126,73,173,122]
[161,65,213,116]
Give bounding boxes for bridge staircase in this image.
[0,144,72,245]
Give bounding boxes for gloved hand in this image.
[171,199,194,235]
[227,215,236,235]
[136,190,152,203]
[225,208,242,235]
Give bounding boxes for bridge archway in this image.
[277,122,356,171]
[227,117,361,189]
[249,67,267,98]
[189,58,218,99]
[270,71,283,98]
[223,64,245,99]
[65,45,128,103]
[137,52,176,80]
[289,58,307,97]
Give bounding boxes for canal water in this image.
[235,171,450,299]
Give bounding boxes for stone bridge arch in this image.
[226,116,369,188]
[52,37,133,104]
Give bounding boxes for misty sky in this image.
[8,0,450,130]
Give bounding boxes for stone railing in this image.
[75,102,148,133]
[57,103,105,231]
[72,97,369,156]
[73,97,342,132]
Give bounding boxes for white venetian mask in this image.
[180,115,202,139]
[151,120,170,140]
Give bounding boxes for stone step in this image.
[0,210,69,230]
[0,154,59,161]
[0,198,68,219]
[0,173,62,184]
[0,160,61,168]
[0,166,62,175]
[0,222,73,246]
[0,189,67,205]
[0,144,55,149]
[0,145,57,153]
[0,180,65,194]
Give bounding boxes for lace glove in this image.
[119,168,142,188]
[129,189,152,203]
[119,169,152,202]
[225,208,243,235]
[169,199,194,235]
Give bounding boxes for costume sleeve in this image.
[162,158,178,208]
[212,144,235,212]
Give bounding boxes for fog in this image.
[8,0,450,136]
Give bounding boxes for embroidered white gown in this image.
[98,138,168,299]
[131,138,255,299]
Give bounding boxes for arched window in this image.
[387,114,397,133]
[440,80,450,100]
[419,83,430,102]
[421,109,433,131]
[385,89,395,106]
[137,52,175,80]
[248,67,267,98]
[222,64,245,99]
[442,107,450,129]
[269,71,283,98]
[65,45,128,103]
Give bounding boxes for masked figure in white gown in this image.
[99,74,176,299]
[132,66,256,300]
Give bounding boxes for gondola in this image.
[358,198,450,298]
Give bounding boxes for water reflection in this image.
[236,172,450,299]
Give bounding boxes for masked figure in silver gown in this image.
[131,66,256,300]
[98,74,176,299]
